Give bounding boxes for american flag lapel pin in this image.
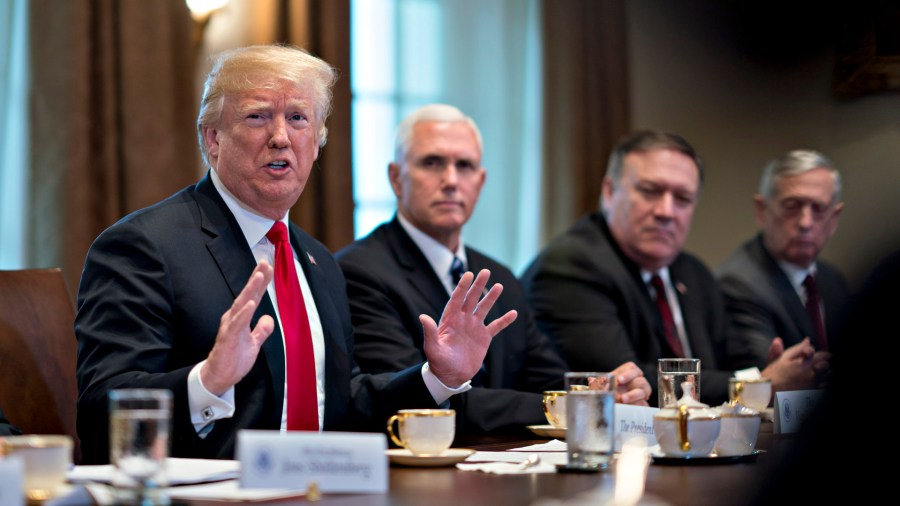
[307,252,317,265]
[676,282,687,295]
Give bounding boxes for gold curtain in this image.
[540,0,630,242]
[29,0,199,294]
[279,0,354,253]
[27,0,353,295]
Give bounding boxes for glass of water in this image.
[564,372,615,470]
[109,389,172,505]
[657,358,701,408]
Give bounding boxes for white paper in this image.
[67,457,239,486]
[506,439,567,452]
[467,451,567,466]
[773,389,825,433]
[168,479,305,502]
[615,404,659,451]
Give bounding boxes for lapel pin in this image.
[307,252,317,265]
[676,282,687,295]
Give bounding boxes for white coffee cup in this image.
[542,390,567,429]
[1,435,72,501]
[386,409,455,455]
[729,378,772,412]
[715,403,761,456]
[653,405,721,457]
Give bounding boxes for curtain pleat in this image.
[540,0,630,242]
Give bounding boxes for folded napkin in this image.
[456,461,558,475]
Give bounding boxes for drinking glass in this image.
[109,389,172,505]
[657,358,700,408]
[565,372,615,470]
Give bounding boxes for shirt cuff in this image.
[421,362,471,405]
[188,361,236,436]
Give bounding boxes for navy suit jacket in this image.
[75,174,436,464]
[336,218,568,434]
[521,212,735,406]
[717,234,849,368]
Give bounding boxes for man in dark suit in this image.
[337,104,650,435]
[521,131,819,406]
[717,150,844,375]
[75,47,515,464]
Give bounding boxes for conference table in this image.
[179,427,793,506]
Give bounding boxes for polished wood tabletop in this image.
[180,427,795,506]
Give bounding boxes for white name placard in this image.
[0,456,25,506]
[773,390,825,434]
[237,431,387,494]
[614,404,659,451]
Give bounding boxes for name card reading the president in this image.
[773,390,825,434]
[237,430,387,494]
[614,404,659,451]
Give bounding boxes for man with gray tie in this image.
[337,104,651,435]
[717,150,844,377]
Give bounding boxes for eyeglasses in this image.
[772,198,836,222]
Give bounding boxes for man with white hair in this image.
[718,150,846,373]
[337,104,651,435]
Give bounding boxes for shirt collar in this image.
[777,260,818,292]
[210,169,286,248]
[640,266,672,286]
[397,213,467,278]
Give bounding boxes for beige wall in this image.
[627,1,900,286]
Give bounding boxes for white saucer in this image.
[385,448,475,467]
[526,424,566,439]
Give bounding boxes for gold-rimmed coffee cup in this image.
[1,435,73,502]
[542,391,567,429]
[728,378,772,411]
[386,409,455,456]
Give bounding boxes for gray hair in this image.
[758,150,842,203]
[197,45,338,167]
[394,104,483,164]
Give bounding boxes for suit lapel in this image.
[670,261,709,361]
[751,237,815,341]
[194,175,285,414]
[385,219,450,317]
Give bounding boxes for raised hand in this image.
[201,261,276,395]
[612,361,652,406]
[423,269,517,388]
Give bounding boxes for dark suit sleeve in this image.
[718,273,779,369]
[0,406,22,435]
[75,220,208,463]
[339,245,563,433]
[306,250,439,432]
[523,243,655,382]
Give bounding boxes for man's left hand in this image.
[422,269,517,388]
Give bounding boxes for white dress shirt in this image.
[187,178,470,435]
[397,213,468,295]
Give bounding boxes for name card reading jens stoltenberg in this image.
[237,430,387,493]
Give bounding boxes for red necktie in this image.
[803,274,828,352]
[650,274,684,358]
[266,222,318,431]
